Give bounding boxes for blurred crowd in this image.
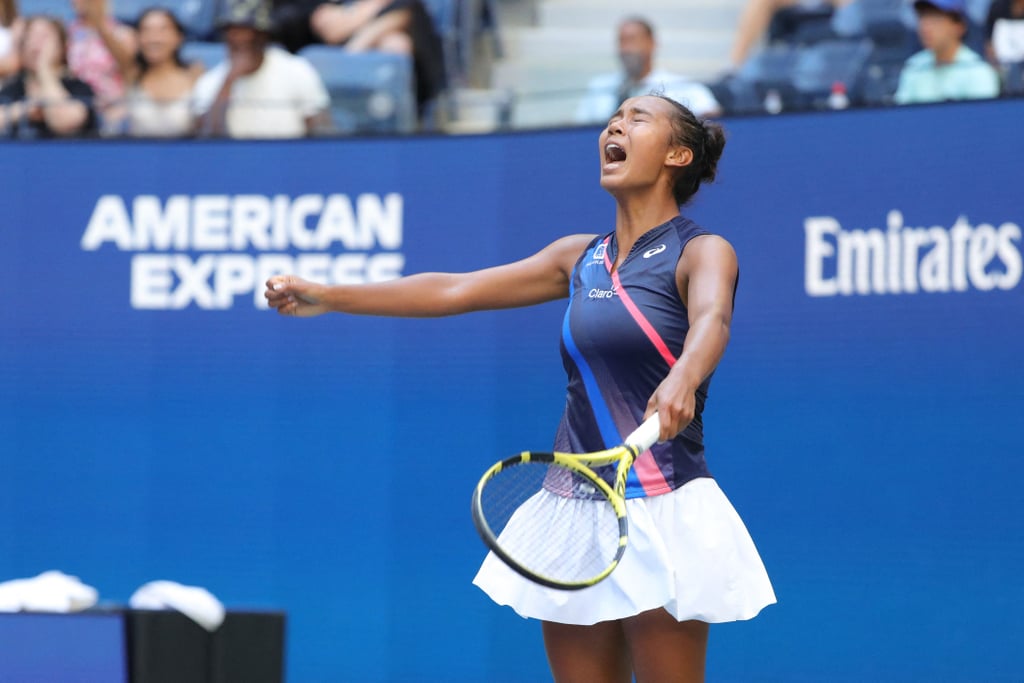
[0,0,1021,140]
[708,0,1020,113]
[0,0,445,138]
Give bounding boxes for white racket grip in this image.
[624,414,661,451]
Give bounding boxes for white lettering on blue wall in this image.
[80,193,406,310]
[805,211,1022,297]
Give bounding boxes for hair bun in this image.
[699,121,726,183]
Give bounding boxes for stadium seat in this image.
[731,44,803,112]
[298,46,417,134]
[853,42,914,106]
[421,0,501,87]
[21,0,220,38]
[767,5,836,48]
[19,0,76,22]
[181,41,227,71]
[840,0,914,44]
[114,0,221,40]
[791,39,873,108]
[738,43,800,86]
[708,76,768,116]
[421,0,460,85]
[1003,62,1024,97]
[963,19,988,55]
[966,0,992,25]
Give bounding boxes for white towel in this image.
[0,570,99,613]
[129,580,226,632]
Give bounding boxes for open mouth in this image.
[604,143,626,164]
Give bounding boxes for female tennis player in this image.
[265,94,775,682]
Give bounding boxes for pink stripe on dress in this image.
[602,237,677,495]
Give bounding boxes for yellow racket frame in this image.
[471,416,660,590]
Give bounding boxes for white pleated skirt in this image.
[472,477,776,625]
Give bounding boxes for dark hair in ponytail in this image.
[654,95,726,205]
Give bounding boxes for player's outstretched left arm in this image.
[645,234,738,442]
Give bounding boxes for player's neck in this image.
[613,195,680,261]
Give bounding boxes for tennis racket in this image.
[471,414,661,590]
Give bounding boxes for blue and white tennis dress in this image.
[473,216,776,625]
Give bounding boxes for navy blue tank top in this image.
[553,215,716,498]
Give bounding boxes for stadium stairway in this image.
[446,0,745,131]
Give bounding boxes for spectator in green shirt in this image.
[895,0,1000,104]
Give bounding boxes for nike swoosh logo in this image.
[643,244,667,258]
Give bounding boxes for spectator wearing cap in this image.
[894,0,1000,104]
[192,0,331,138]
[575,16,721,125]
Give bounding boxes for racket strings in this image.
[478,461,622,585]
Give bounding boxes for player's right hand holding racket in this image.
[471,414,661,590]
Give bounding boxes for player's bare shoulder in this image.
[678,233,737,275]
[675,233,738,306]
[548,233,600,279]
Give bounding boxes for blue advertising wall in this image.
[1,99,1022,682]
